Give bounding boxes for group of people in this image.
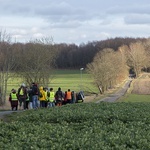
[9,82,84,111]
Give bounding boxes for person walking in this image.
[25,94,29,109]
[17,83,27,110]
[9,89,18,111]
[62,91,67,105]
[48,88,55,108]
[31,82,39,110]
[28,86,33,109]
[71,91,76,104]
[55,87,63,106]
[39,86,46,108]
[66,89,72,104]
[44,87,49,108]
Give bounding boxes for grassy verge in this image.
[118,73,150,102]
[117,94,150,102]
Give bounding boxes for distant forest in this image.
[54,37,147,69]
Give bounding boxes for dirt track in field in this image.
[96,79,132,103]
[87,73,150,103]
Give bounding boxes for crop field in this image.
[0,102,150,149]
[7,69,98,95]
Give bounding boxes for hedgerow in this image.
[0,102,150,150]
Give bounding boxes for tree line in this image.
[55,37,147,69]
[0,30,150,104]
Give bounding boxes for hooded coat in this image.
[38,86,46,101]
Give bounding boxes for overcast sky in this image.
[0,0,150,45]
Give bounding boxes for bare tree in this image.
[142,39,150,72]
[121,42,147,77]
[16,38,57,87]
[0,31,18,105]
[86,48,127,94]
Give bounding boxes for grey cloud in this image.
[47,21,82,28]
[107,4,150,15]
[0,2,33,16]
[124,14,150,24]
[35,2,72,16]
[34,4,94,23]
[0,0,107,24]
[1,0,150,44]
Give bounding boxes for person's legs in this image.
[35,95,39,108]
[37,100,40,108]
[67,99,71,104]
[56,100,59,106]
[15,106,18,110]
[29,102,33,109]
[23,98,26,110]
[10,101,13,110]
[12,102,15,110]
[19,98,23,109]
[40,101,42,108]
[42,101,45,108]
[47,102,50,108]
[45,101,47,107]
[52,102,55,107]
[15,101,18,110]
[56,100,61,106]
[58,101,62,106]
[32,95,36,109]
[40,101,45,108]
[49,102,55,107]
[71,97,75,104]
[49,102,52,107]
[26,101,29,109]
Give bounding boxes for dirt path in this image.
[96,79,132,103]
[0,110,20,120]
[0,111,13,117]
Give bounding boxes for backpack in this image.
[56,91,63,100]
[32,85,39,95]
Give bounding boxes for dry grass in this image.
[0,101,10,110]
[0,96,11,110]
[131,73,150,95]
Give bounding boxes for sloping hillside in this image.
[131,73,150,95]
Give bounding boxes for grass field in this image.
[118,94,150,102]
[7,69,98,95]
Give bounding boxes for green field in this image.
[7,69,98,95]
[118,94,150,102]
[1,102,150,149]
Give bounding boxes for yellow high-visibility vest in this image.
[11,93,18,101]
[50,91,55,102]
[19,88,24,95]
